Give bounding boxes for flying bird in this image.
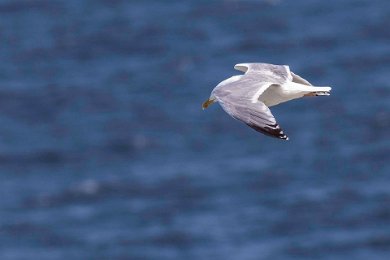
[202,63,331,140]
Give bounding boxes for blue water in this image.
[0,0,389,259]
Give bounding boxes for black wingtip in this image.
[279,129,289,141]
[247,123,289,141]
[280,135,289,141]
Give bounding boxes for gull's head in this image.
[202,96,216,110]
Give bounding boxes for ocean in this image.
[0,0,389,259]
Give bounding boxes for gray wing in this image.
[234,63,292,84]
[218,97,288,140]
[214,76,288,140]
[234,62,312,86]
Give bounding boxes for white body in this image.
[259,81,331,107]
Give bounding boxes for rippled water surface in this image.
[0,0,389,259]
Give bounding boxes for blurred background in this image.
[0,0,389,259]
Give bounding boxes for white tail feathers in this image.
[314,86,332,92]
[313,86,331,96]
[303,86,331,96]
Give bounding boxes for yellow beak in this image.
[202,98,214,110]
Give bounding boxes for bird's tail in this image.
[304,86,332,96]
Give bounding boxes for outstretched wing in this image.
[217,96,289,140]
[234,63,292,84]
[234,63,313,87]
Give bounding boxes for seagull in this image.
[202,63,331,140]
